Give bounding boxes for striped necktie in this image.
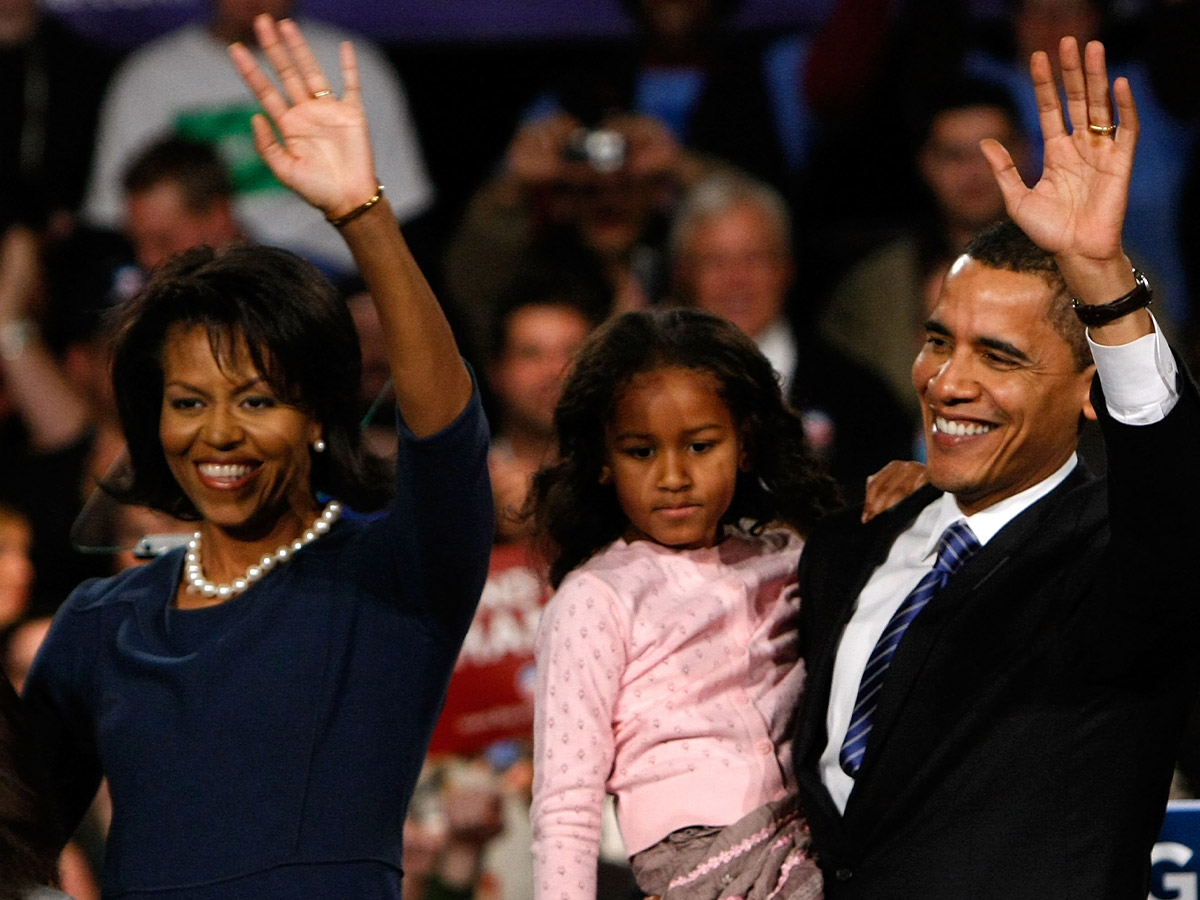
[839,520,980,777]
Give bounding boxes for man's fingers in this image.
[1082,39,1114,132]
[1059,36,1089,135]
[1030,49,1067,141]
[979,137,1027,214]
[1113,76,1140,149]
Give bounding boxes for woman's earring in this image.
[312,439,327,453]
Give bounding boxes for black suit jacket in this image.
[794,377,1200,899]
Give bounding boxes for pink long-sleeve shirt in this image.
[531,529,804,900]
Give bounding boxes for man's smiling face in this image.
[912,255,1096,515]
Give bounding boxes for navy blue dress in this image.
[23,392,493,899]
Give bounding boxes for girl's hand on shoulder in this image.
[229,15,379,221]
[862,461,927,524]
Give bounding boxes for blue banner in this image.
[1153,802,1200,900]
[44,0,835,49]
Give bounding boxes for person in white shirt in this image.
[792,36,1200,899]
[83,0,432,277]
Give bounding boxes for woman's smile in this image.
[195,460,260,490]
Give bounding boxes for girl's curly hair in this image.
[529,308,839,586]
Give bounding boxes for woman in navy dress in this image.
[23,17,493,899]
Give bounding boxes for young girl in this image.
[529,308,836,900]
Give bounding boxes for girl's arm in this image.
[531,574,626,900]
[230,16,471,438]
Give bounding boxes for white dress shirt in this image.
[819,318,1179,812]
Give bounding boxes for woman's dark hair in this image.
[530,308,838,586]
[0,677,61,898]
[105,243,391,518]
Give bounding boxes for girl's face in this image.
[158,324,322,544]
[602,366,744,550]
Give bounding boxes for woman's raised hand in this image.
[229,15,380,222]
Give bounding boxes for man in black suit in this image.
[794,36,1200,899]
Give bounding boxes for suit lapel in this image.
[841,463,1099,826]
[795,487,943,829]
[798,487,941,758]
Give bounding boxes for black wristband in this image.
[1071,269,1152,327]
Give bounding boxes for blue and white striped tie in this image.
[839,520,980,777]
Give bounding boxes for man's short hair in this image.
[121,136,233,212]
[964,220,1092,371]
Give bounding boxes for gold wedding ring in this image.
[312,89,334,99]
[1087,123,1116,136]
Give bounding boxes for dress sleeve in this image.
[21,588,105,840]
[357,378,493,640]
[531,571,629,900]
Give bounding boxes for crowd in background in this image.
[1,0,1199,897]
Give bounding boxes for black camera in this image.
[562,127,628,173]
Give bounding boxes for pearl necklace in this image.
[184,501,343,600]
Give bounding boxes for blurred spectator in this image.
[967,0,1200,329]
[819,78,1028,425]
[444,109,715,360]
[341,285,398,463]
[122,136,244,271]
[4,617,48,693]
[790,0,976,295]
[2,619,100,900]
[0,225,133,616]
[669,171,911,501]
[0,672,70,900]
[0,504,33,631]
[0,0,119,234]
[82,0,432,277]
[404,761,506,900]
[485,276,602,540]
[522,0,797,189]
[401,276,601,900]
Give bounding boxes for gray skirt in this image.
[629,796,823,900]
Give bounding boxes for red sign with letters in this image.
[427,541,551,755]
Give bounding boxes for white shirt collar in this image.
[919,453,1079,557]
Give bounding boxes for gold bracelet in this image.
[326,184,385,228]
